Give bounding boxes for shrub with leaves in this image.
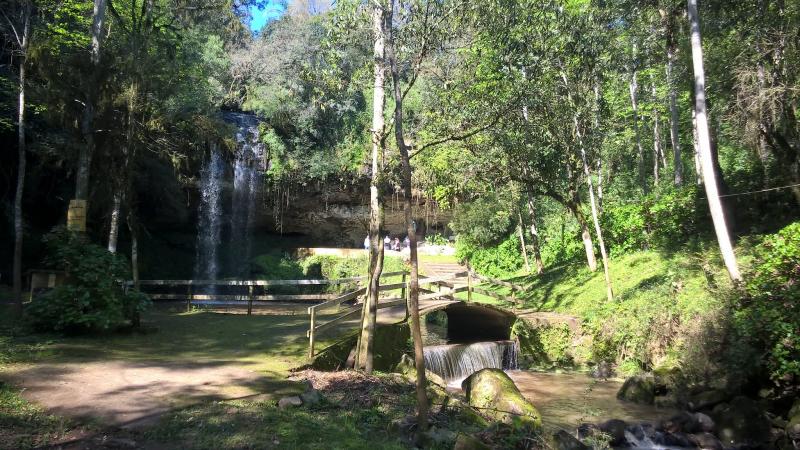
[26,227,149,333]
[734,222,800,385]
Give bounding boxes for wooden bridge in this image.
[129,269,578,359]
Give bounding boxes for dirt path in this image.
[6,359,294,427]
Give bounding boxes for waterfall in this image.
[227,112,265,278]
[423,340,520,387]
[194,112,265,283]
[194,144,225,282]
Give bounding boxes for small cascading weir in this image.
[227,112,265,278]
[423,340,519,387]
[194,144,225,282]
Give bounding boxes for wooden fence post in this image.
[467,271,473,303]
[247,284,254,316]
[400,272,407,303]
[186,284,193,312]
[308,308,316,358]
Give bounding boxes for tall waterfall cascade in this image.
[423,340,519,387]
[194,112,266,281]
[194,144,224,281]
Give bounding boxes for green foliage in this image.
[450,195,514,247]
[424,233,449,246]
[251,252,305,280]
[456,234,523,278]
[25,228,149,333]
[602,186,708,254]
[512,321,574,368]
[300,254,406,281]
[733,222,800,385]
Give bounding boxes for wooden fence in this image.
[126,269,527,359]
[305,270,526,358]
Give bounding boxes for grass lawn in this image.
[0,305,428,449]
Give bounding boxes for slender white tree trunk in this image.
[108,191,121,253]
[526,197,544,275]
[517,213,531,274]
[629,54,647,192]
[666,43,684,185]
[691,107,703,185]
[356,1,387,373]
[573,113,614,301]
[12,6,30,312]
[687,0,742,282]
[386,3,428,437]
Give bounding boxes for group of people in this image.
[363,235,411,251]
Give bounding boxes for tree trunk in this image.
[691,107,703,185]
[75,0,107,210]
[356,1,387,374]
[517,213,531,274]
[127,210,139,289]
[666,38,684,186]
[652,82,667,172]
[108,191,122,253]
[386,3,428,439]
[12,6,30,314]
[629,57,647,193]
[525,196,544,275]
[568,202,597,272]
[571,108,614,300]
[687,0,742,282]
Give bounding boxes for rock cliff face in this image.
[255,180,452,247]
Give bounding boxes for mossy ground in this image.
[466,248,751,374]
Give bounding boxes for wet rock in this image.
[788,398,800,440]
[463,369,542,430]
[278,395,303,409]
[687,389,728,411]
[617,375,656,405]
[689,432,724,450]
[694,412,714,433]
[590,361,614,379]
[452,433,491,450]
[551,430,589,450]
[712,396,771,446]
[662,411,698,433]
[598,419,627,446]
[300,388,322,406]
[660,432,692,447]
[624,423,659,447]
[576,423,599,440]
[653,367,682,393]
[655,392,680,408]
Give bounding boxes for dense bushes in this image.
[300,254,406,280]
[733,222,800,386]
[602,186,708,255]
[26,228,149,333]
[455,234,523,278]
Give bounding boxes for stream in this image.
[420,318,675,433]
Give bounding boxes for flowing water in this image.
[507,371,676,433]
[194,144,225,282]
[227,112,265,278]
[423,340,519,389]
[194,113,265,283]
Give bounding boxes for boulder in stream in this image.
[462,369,542,430]
[617,375,656,405]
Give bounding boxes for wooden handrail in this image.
[127,270,408,287]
